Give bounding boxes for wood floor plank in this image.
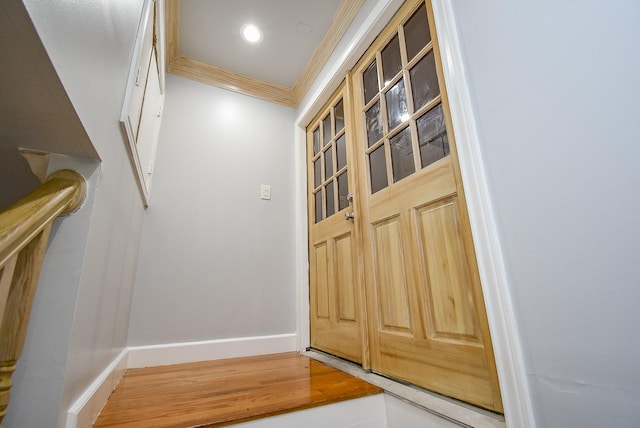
[93,352,382,427]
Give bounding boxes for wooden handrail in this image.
[0,169,86,426]
[0,170,86,267]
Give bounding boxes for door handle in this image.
[345,212,355,221]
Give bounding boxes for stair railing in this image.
[0,170,86,426]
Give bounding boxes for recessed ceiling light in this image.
[242,24,263,44]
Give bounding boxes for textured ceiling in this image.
[179,0,344,88]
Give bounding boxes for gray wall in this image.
[0,0,97,159]
[5,156,100,428]
[0,148,41,211]
[128,74,297,345]
[6,0,147,426]
[451,1,640,426]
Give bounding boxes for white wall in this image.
[128,74,297,346]
[450,1,640,427]
[6,1,147,426]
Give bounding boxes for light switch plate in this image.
[260,184,271,200]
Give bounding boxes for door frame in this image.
[293,1,535,427]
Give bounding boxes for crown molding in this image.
[168,56,297,107]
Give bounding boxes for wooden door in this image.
[307,83,366,364]
[350,0,503,411]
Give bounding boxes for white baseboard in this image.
[126,333,297,369]
[65,349,128,428]
[64,334,297,427]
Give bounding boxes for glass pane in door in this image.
[365,101,384,147]
[369,145,388,193]
[410,52,439,110]
[404,4,431,61]
[336,134,347,170]
[335,100,345,133]
[325,181,335,217]
[323,115,332,145]
[314,190,323,223]
[314,158,322,187]
[313,127,321,155]
[363,61,379,104]
[390,126,415,182]
[381,34,402,85]
[324,146,334,178]
[385,79,409,130]
[417,104,449,168]
[337,171,349,211]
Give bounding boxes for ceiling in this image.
[166,0,366,107]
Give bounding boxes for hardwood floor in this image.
[93,352,382,427]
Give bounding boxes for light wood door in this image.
[350,0,503,411]
[307,83,366,364]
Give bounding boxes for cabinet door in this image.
[120,0,164,205]
[124,2,155,139]
[136,50,164,192]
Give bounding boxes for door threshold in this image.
[303,350,506,428]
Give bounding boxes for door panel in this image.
[307,83,364,364]
[351,0,502,412]
[311,243,330,320]
[372,218,412,334]
[335,235,357,323]
[417,197,478,340]
[309,221,362,362]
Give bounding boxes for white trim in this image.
[65,349,128,428]
[126,333,297,369]
[294,124,310,352]
[431,1,536,427]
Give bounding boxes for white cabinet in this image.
[121,0,165,206]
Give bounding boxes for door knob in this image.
[345,212,355,221]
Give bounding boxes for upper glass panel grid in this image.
[360,1,449,194]
[309,95,350,223]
